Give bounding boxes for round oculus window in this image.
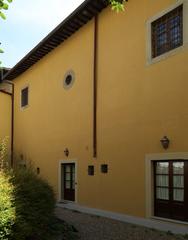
[63,70,75,89]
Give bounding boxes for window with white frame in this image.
[147,1,188,64]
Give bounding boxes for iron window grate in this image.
[101,164,108,173]
[152,5,183,58]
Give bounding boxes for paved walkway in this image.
[55,207,186,240]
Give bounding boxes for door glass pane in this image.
[173,176,184,188]
[72,173,75,181]
[65,165,71,173]
[65,173,71,181]
[156,162,169,174]
[156,187,169,200]
[173,162,184,174]
[65,181,71,189]
[72,181,75,190]
[156,175,169,187]
[173,189,184,201]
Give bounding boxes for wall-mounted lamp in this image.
[64,148,69,157]
[160,136,170,150]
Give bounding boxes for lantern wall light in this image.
[160,136,170,150]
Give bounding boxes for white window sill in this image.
[146,43,188,66]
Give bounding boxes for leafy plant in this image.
[0,0,12,65]
[0,138,15,240]
[0,137,10,170]
[0,171,15,240]
[10,167,56,240]
[109,0,128,12]
[0,0,12,20]
[0,166,57,240]
[0,140,57,240]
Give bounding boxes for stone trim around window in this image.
[146,0,188,65]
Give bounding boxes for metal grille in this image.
[152,5,183,58]
[88,165,94,176]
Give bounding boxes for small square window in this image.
[88,166,94,176]
[151,5,183,58]
[21,87,29,108]
[101,164,108,173]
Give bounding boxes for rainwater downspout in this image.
[93,15,98,158]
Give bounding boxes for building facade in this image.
[1,0,188,226]
[0,68,12,160]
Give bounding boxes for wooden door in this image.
[154,160,188,222]
[62,163,75,201]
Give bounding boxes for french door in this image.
[154,160,188,222]
[62,163,75,201]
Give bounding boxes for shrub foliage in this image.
[0,171,15,240]
[0,137,56,240]
[11,168,56,240]
[0,168,56,240]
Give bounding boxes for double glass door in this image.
[154,160,188,222]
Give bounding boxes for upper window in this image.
[151,5,183,58]
[21,87,29,108]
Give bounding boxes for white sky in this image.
[0,0,85,67]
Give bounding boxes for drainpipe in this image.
[93,15,98,158]
[1,80,14,168]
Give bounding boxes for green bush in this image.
[11,168,56,240]
[0,171,15,240]
[0,167,56,240]
[0,136,56,240]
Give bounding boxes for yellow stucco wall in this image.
[13,19,95,198]
[96,0,188,217]
[13,0,188,219]
[0,92,11,156]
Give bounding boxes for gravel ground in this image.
[55,207,187,240]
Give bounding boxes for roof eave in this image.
[3,0,108,81]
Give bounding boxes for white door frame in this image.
[58,159,78,203]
